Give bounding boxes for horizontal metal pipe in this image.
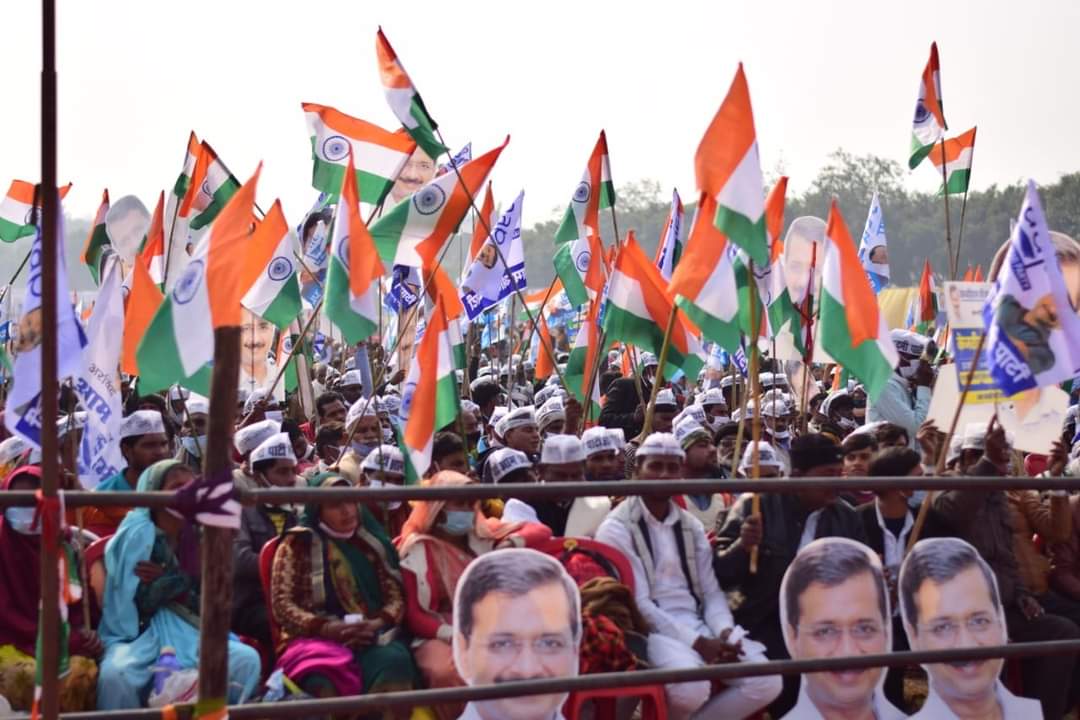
[2,475,1079,508]
[29,639,1080,719]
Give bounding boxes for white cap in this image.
[346,397,378,429]
[489,405,509,428]
[732,402,756,422]
[701,388,727,408]
[243,387,272,415]
[821,390,851,416]
[759,396,789,418]
[119,410,166,440]
[540,434,586,464]
[0,436,30,465]
[57,412,88,437]
[720,375,744,389]
[495,405,536,438]
[536,396,566,430]
[674,417,712,450]
[340,369,363,387]
[534,384,564,407]
[235,419,281,456]
[738,441,786,474]
[168,385,190,401]
[381,394,402,416]
[251,432,297,465]
[1068,404,1080,423]
[581,427,625,457]
[674,404,707,428]
[890,329,928,357]
[962,423,988,451]
[654,388,678,409]
[488,447,533,483]
[947,433,964,465]
[477,366,495,379]
[361,444,405,476]
[639,352,659,369]
[186,393,210,416]
[460,399,480,415]
[758,372,789,388]
[636,432,685,460]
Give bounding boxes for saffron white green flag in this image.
[553,131,614,307]
[242,204,302,331]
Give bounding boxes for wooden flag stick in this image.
[939,141,957,280]
[952,182,972,279]
[746,264,763,574]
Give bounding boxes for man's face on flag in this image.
[391,148,436,203]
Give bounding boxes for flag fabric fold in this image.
[857,192,890,292]
[928,126,977,195]
[242,203,302,330]
[654,188,684,282]
[565,297,604,417]
[0,181,71,243]
[909,42,947,169]
[80,190,111,285]
[553,131,614,307]
[179,141,240,231]
[375,27,448,160]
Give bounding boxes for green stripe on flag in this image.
[262,279,302,330]
[553,205,577,246]
[602,303,701,381]
[675,296,741,354]
[819,291,894,402]
[325,257,377,344]
[715,207,768,267]
[599,180,616,210]
[309,139,396,205]
[188,178,240,230]
[909,134,935,170]
[941,168,971,196]
[135,298,213,395]
[406,96,448,160]
[553,244,589,307]
[370,200,411,267]
[173,174,190,200]
[0,217,33,243]
[83,224,110,285]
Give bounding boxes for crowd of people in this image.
[1,324,1079,720]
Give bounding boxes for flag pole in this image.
[641,306,679,437]
[38,0,62,715]
[746,264,763,575]
[729,359,749,479]
[797,242,819,434]
[580,326,609,432]
[0,250,37,305]
[952,184,972,280]
[939,141,956,280]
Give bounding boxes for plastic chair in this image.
[536,537,668,720]
[259,536,284,650]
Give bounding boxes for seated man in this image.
[780,538,905,720]
[536,395,566,438]
[736,440,787,479]
[501,436,586,536]
[624,388,679,477]
[674,417,728,531]
[714,433,867,716]
[901,538,1042,719]
[839,429,878,506]
[596,432,781,720]
[699,388,730,433]
[231,418,281,492]
[174,394,209,472]
[335,399,384,485]
[581,427,625,482]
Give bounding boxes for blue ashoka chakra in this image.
[268,256,293,281]
[575,250,592,273]
[573,181,591,204]
[201,179,212,196]
[913,100,931,124]
[413,185,447,216]
[322,135,351,162]
[337,236,350,266]
[23,207,35,224]
[173,259,204,305]
[282,335,295,353]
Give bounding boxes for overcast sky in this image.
[3,0,1079,230]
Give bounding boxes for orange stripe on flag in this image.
[122,261,164,375]
[695,63,756,196]
[205,164,265,328]
[618,231,690,355]
[140,191,165,269]
[341,154,385,299]
[923,43,946,130]
[827,200,878,348]
[667,193,728,301]
[930,126,977,167]
[535,315,554,380]
[404,296,449,451]
[469,182,495,261]
[375,28,414,90]
[301,102,417,151]
[765,177,788,255]
[425,261,465,320]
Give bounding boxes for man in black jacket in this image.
[714,433,867,716]
[598,352,656,438]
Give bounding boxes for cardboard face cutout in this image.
[779,537,898,719]
[452,548,581,720]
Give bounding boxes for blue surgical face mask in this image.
[351,441,376,458]
[182,436,206,458]
[440,510,474,536]
[4,507,39,535]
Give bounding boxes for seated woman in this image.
[0,466,101,711]
[270,472,418,718]
[232,432,301,652]
[397,470,551,720]
[97,460,261,709]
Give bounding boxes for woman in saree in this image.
[96,460,261,709]
[0,466,101,711]
[270,472,419,718]
[397,470,551,720]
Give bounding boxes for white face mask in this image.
[897,358,919,379]
[838,416,859,431]
[265,410,283,423]
[381,426,394,443]
[181,435,206,458]
[365,478,403,510]
[319,521,354,540]
[4,507,39,535]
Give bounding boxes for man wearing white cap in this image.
[596,433,781,719]
[536,396,566,438]
[87,410,172,534]
[959,421,987,474]
[581,427,625,483]
[336,369,364,405]
[866,329,933,449]
[525,435,590,537]
[231,418,281,492]
[675,418,729,531]
[335,398,385,486]
[700,388,730,432]
[488,448,541,527]
[358,444,410,538]
[598,353,656,439]
[480,406,541,481]
[233,432,300,648]
[736,441,787,479]
[623,388,680,478]
[175,394,209,473]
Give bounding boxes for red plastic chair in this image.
[259,536,284,651]
[536,537,668,720]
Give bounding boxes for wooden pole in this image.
[641,307,679,437]
[747,265,763,574]
[952,184,972,280]
[38,0,62,716]
[939,141,956,280]
[580,327,609,432]
[197,326,242,715]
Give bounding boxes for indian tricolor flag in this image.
[928,126,976,195]
[604,231,704,380]
[696,64,768,266]
[179,141,240,230]
[325,153,384,345]
[654,188,684,282]
[0,180,71,243]
[370,137,507,269]
[242,202,301,330]
[909,258,938,335]
[303,102,416,205]
[761,177,804,352]
[909,42,947,170]
[668,193,743,353]
[375,27,448,161]
[533,313,555,381]
[553,131,614,307]
[121,256,164,376]
[819,200,898,401]
[401,294,459,483]
[172,131,200,201]
[139,191,166,288]
[466,181,496,272]
[565,296,604,416]
[80,189,110,285]
[137,167,279,394]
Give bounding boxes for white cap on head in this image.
[536,396,566,431]
[186,393,210,416]
[890,329,928,357]
[962,423,988,451]
[361,444,405,476]
[738,441,786,474]
[0,436,30,465]
[639,352,659,369]
[340,369,363,387]
[758,372,789,388]
[720,375,744,389]
[235,419,281,456]
[701,388,727,408]
[460,399,480,415]
[759,396,789,418]
[251,432,297,465]
[168,384,190,401]
[488,447,533,483]
[534,384,565,407]
[654,388,678,409]
[821,390,850,416]
[947,433,964,465]
[119,410,166,440]
[540,434,586,464]
[636,432,685,461]
[674,417,712,450]
[381,395,402,416]
[1068,404,1080,423]
[495,405,536,438]
[243,387,272,415]
[581,427,625,457]
[674,404,707,428]
[346,397,378,429]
